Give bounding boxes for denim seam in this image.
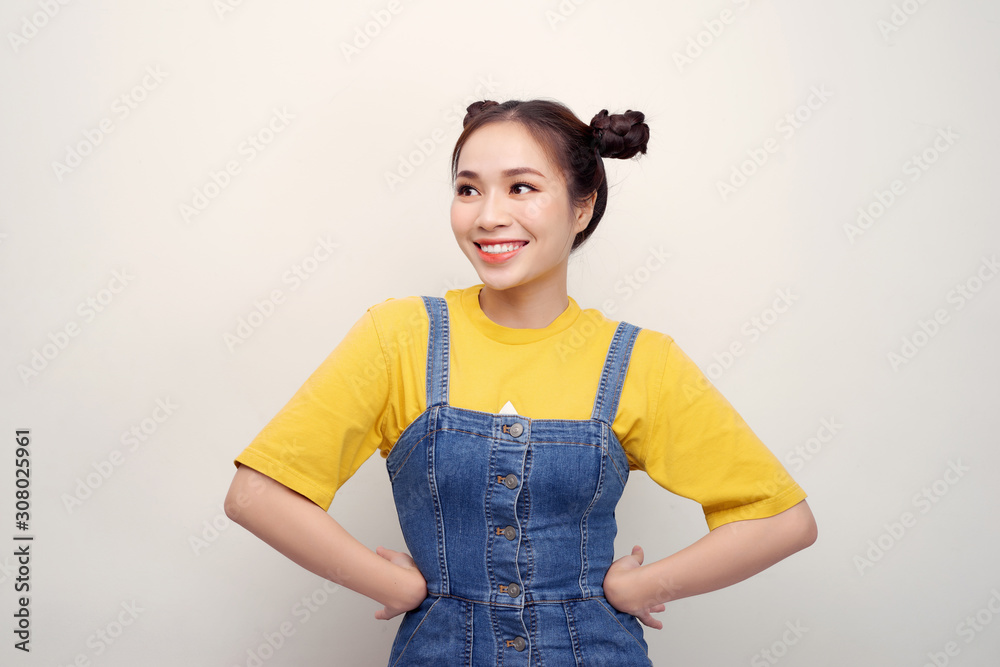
[487,599,503,667]
[577,444,604,599]
[425,403,625,426]
[421,296,438,407]
[520,444,534,605]
[426,407,450,594]
[606,435,629,487]
[440,429,601,447]
[563,601,585,666]
[601,324,625,424]
[425,592,612,605]
[389,597,441,667]
[485,435,496,602]
[590,321,621,422]
[391,426,614,480]
[527,600,543,667]
[605,324,639,426]
[387,426,434,483]
[586,425,609,599]
[437,297,451,405]
[508,427,527,641]
[463,599,473,667]
[595,598,650,657]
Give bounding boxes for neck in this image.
[478,279,570,329]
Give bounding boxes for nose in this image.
[477,189,511,230]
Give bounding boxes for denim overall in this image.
[385,296,651,666]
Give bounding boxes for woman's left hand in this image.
[603,545,666,630]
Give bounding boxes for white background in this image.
[1,1,998,665]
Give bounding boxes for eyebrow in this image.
[456,167,546,180]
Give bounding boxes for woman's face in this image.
[450,121,593,296]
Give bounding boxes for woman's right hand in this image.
[373,545,428,620]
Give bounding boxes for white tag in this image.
[499,400,518,415]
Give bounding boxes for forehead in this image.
[457,121,559,176]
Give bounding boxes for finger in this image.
[637,612,663,630]
[631,544,644,565]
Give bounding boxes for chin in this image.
[477,274,522,293]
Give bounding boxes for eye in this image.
[511,182,537,195]
[455,183,479,197]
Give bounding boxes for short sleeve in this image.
[233,309,390,511]
[639,338,806,530]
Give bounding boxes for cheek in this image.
[523,192,555,222]
[450,201,470,234]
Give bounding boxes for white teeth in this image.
[480,243,523,254]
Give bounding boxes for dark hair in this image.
[450,99,649,251]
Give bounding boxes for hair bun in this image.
[590,109,649,159]
[462,100,501,128]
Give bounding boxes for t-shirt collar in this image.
[460,284,581,344]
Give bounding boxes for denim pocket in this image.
[388,597,466,666]
[563,598,651,665]
[596,598,649,654]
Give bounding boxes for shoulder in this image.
[578,304,676,361]
[633,327,676,359]
[365,294,430,336]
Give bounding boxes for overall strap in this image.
[590,321,641,425]
[421,295,451,408]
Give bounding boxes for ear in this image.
[573,191,597,234]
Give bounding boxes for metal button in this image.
[507,583,520,597]
[502,525,517,540]
[508,423,523,437]
[503,473,518,489]
[512,636,526,651]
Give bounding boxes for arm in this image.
[225,463,427,620]
[604,500,817,629]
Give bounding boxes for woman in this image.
[225,99,817,665]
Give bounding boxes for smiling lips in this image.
[475,240,528,263]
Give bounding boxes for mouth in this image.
[474,240,528,264]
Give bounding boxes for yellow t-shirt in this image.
[234,284,805,530]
